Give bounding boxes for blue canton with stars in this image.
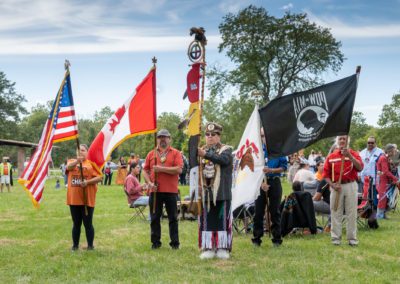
[49,74,74,128]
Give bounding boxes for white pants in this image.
[330,182,358,244]
[1,175,10,185]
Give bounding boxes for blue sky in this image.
[1,0,400,126]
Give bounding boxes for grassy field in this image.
[1,179,399,283]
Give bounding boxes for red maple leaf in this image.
[109,106,126,134]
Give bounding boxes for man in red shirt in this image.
[143,129,183,250]
[323,135,363,246]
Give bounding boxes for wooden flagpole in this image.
[152,57,158,214]
[197,30,207,215]
[334,66,361,211]
[64,60,88,216]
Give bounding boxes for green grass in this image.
[1,179,399,283]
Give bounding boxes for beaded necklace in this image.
[157,148,170,164]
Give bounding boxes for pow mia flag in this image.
[259,73,358,158]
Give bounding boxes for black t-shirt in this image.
[317,179,330,204]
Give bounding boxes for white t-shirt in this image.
[308,154,317,166]
[293,168,315,183]
[359,147,383,184]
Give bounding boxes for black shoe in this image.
[171,245,179,250]
[87,246,95,251]
[272,242,281,248]
[251,239,261,247]
[71,245,79,251]
[151,243,161,250]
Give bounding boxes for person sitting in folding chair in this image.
[124,162,149,220]
[313,178,331,232]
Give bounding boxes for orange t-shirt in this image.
[315,171,323,181]
[66,159,101,207]
[3,164,8,175]
[144,146,183,193]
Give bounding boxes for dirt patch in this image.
[0,238,17,246]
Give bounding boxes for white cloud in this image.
[281,3,294,11]
[0,35,221,54]
[0,0,220,54]
[219,0,251,14]
[306,10,400,38]
[166,10,181,24]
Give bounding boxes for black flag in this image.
[259,74,358,158]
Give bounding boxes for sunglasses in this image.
[205,132,217,137]
[367,142,375,145]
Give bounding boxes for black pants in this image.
[69,205,95,247]
[252,177,283,245]
[179,173,187,185]
[149,192,179,247]
[104,173,112,185]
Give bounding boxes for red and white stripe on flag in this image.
[53,105,78,142]
[87,68,157,171]
[18,71,78,207]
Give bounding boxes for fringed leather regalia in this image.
[199,142,233,251]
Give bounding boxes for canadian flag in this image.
[88,68,156,171]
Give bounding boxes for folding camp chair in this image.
[233,203,255,234]
[124,190,147,222]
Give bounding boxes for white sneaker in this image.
[216,249,230,259]
[199,250,215,260]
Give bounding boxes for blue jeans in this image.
[132,196,149,206]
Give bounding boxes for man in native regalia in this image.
[197,122,233,259]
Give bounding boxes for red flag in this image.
[186,63,200,103]
[87,68,156,171]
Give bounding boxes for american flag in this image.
[18,70,78,207]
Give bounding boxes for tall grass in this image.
[0,180,399,283]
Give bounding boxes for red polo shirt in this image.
[322,149,363,183]
[143,146,183,193]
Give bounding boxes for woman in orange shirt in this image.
[66,144,102,251]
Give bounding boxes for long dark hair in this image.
[130,162,138,173]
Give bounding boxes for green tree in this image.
[377,92,400,146]
[210,6,344,102]
[304,111,373,156]
[18,103,49,143]
[203,91,257,148]
[0,71,27,139]
[349,111,373,151]
[156,112,185,151]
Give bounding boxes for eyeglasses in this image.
[205,132,217,137]
[367,142,375,145]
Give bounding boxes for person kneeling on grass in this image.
[66,144,102,251]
